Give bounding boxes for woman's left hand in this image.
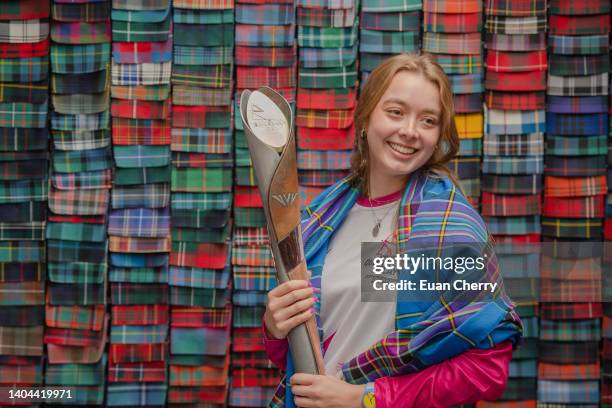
[290,373,366,408]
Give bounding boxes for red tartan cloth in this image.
[236,65,296,89]
[485,91,545,110]
[112,118,171,145]
[540,302,603,320]
[549,14,610,35]
[231,367,281,387]
[297,87,357,110]
[172,105,230,128]
[170,243,229,269]
[231,327,266,352]
[0,0,49,20]
[109,343,166,364]
[47,214,106,224]
[170,304,232,328]
[486,50,547,72]
[108,361,167,383]
[605,218,612,239]
[111,98,171,120]
[297,125,355,150]
[167,385,228,405]
[0,39,50,58]
[485,70,546,91]
[485,0,546,16]
[423,0,481,13]
[111,305,169,325]
[481,192,541,216]
[234,186,263,208]
[543,195,604,218]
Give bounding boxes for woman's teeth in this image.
[388,142,416,155]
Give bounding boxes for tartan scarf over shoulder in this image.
[269,170,523,408]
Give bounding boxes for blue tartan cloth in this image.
[108,208,170,238]
[106,383,167,407]
[537,380,599,404]
[546,113,608,136]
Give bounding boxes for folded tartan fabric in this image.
[111,61,171,86]
[544,175,607,197]
[171,168,231,193]
[0,281,44,305]
[550,0,610,14]
[111,98,170,120]
[298,63,357,89]
[448,157,481,178]
[171,192,231,212]
[113,0,170,10]
[110,324,168,344]
[0,38,50,59]
[170,363,229,387]
[46,222,106,243]
[0,325,43,356]
[112,19,171,43]
[453,93,482,113]
[545,133,606,156]
[481,192,541,216]
[112,4,170,23]
[537,380,599,404]
[549,34,609,55]
[112,84,170,102]
[106,383,167,406]
[422,32,480,54]
[170,287,229,308]
[430,53,482,75]
[112,39,173,64]
[110,282,168,305]
[53,129,110,152]
[233,290,267,306]
[543,195,604,218]
[52,92,109,115]
[170,241,228,269]
[486,50,546,72]
[235,3,295,24]
[173,8,233,24]
[539,362,600,382]
[47,238,107,263]
[51,21,110,44]
[170,128,232,154]
[234,24,293,47]
[45,355,106,386]
[114,165,171,186]
[112,118,171,145]
[172,105,231,128]
[47,282,106,306]
[549,54,609,77]
[297,6,355,28]
[45,304,105,331]
[296,108,353,129]
[52,147,111,174]
[424,12,481,33]
[360,30,418,53]
[0,201,46,222]
[539,341,599,365]
[548,96,608,114]
[541,217,603,239]
[484,215,541,235]
[0,102,47,129]
[171,304,231,328]
[546,113,608,136]
[541,303,603,321]
[0,128,48,152]
[108,208,169,238]
[482,174,542,194]
[486,70,546,91]
[174,23,233,46]
[109,266,168,284]
[111,304,168,326]
[485,0,547,16]
[171,209,230,228]
[0,20,49,44]
[51,43,110,74]
[109,235,171,253]
[485,109,545,135]
[483,133,543,156]
[0,0,50,20]
[299,45,357,69]
[113,146,170,168]
[172,64,232,88]
[0,263,44,283]
[0,57,48,83]
[485,15,546,34]
[486,32,545,52]
[361,11,419,31]
[172,85,232,107]
[108,361,166,383]
[540,319,601,341]
[296,87,356,110]
[52,2,109,23]
[52,70,109,94]
[236,45,295,69]
[170,327,230,356]
[0,360,42,384]
[51,111,109,132]
[0,80,48,104]
[549,14,610,35]
[486,91,545,111]
[169,265,230,289]
[296,149,351,170]
[545,155,607,177]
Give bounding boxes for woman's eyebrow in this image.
[383,98,440,116]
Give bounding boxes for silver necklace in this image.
[367,197,398,237]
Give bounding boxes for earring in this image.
[360,128,366,139]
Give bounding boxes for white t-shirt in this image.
[320,192,400,375]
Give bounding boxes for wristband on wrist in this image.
[361,382,375,408]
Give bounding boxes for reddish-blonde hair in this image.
[350,53,461,194]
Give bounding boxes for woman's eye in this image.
[423,117,437,126]
[388,109,402,116]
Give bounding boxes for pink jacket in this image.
[262,322,512,407]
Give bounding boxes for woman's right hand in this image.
[263,279,317,340]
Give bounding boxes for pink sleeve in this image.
[374,341,513,408]
[262,318,289,371]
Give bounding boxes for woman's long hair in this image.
[350,53,464,195]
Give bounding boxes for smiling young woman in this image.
[262,53,523,408]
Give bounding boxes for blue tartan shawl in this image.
[269,170,523,408]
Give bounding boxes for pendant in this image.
[372,222,380,237]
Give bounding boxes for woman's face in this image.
[366,71,442,184]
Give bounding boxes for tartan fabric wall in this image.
[0,0,610,407]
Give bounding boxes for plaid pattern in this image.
[169,265,230,289]
[450,73,484,94]
[0,179,47,203]
[112,84,170,101]
[233,265,276,291]
[52,129,110,151]
[424,12,482,33]
[174,23,233,47]
[485,215,541,235]
[482,174,541,194]
[481,192,541,216]
[171,192,232,211]
[45,356,106,386]
[544,175,606,197]
[110,324,168,344]
[0,128,48,151]
[172,85,232,106]
[112,19,171,43]
[45,304,105,331]
[171,305,231,328]
[109,343,165,364]
[483,133,544,156]
[108,208,169,238]
[171,128,232,154]
[485,0,547,16]
[110,283,168,306]
[111,98,170,120]
[296,108,353,129]
[46,222,106,243]
[170,327,230,355]
[550,0,609,15]
[547,113,608,136]
[297,149,351,170]
[52,69,109,94]
[52,147,111,173]
[549,14,610,35]
[0,263,44,282]
[0,326,43,356]
[539,362,600,381]
[0,20,49,44]
[549,34,609,55]
[52,91,109,115]
[486,32,545,51]
[540,319,601,341]
[549,54,609,76]
[0,281,44,305]
[236,65,295,89]
[486,70,546,91]
[540,303,602,320]
[106,383,167,406]
[112,118,171,145]
[0,57,48,83]
[109,266,167,284]
[363,0,422,12]
[51,43,110,74]
[545,155,606,177]
[173,45,233,66]
[111,305,168,326]
[52,2,109,22]
[235,3,295,25]
[547,134,607,156]
[454,112,483,138]
[173,9,233,24]
[171,168,232,193]
[172,105,231,129]
[539,341,598,364]
[170,363,229,386]
[299,63,357,89]
[236,45,295,68]
[361,11,419,31]
[109,235,170,253]
[0,101,47,129]
[537,380,599,404]
[171,64,232,88]
[0,0,49,20]
[112,39,173,64]
[548,73,609,96]
[111,61,171,86]
[486,50,547,72]
[170,242,229,269]
[235,24,294,47]
[169,286,230,307]
[485,15,546,34]
[114,166,171,186]
[422,32,481,54]
[297,6,356,28]
[299,45,357,69]
[360,30,418,53]
[541,217,603,239]
[548,95,607,114]
[51,21,110,44]
[47,281,106,305]
[108,361,166,383]
[0,39,49,59]
[296,87,356,110]
[485,109,545,135]
[111,184,169,209]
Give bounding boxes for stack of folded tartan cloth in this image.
[231,0,294,406]
[107,0,173,405]
[295,0,358,205]
[46,0,111,405]
[423,0,483,207]
[168,0,235,406]
[0,0,49,397]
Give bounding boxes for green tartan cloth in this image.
[109,266,168,283]
[112,18,171,42]
[233,207,267,228]
[235,167,257,187]
[297,22,358,48]
[171,168,232,193]
[299,62,357,89]
[171,209,230,229]
[114,166,171,186]
[360,29,419,54]
[0,241,45,262]
[52,91,109,115]
[45,354,106,386]
[51,43,110,75]
[513,303,537,318]
[499,378,536,400]
[52,147,112,173]
[52,129,110,151]
[0,101,47,128]
[173,9,233,24]
[0,80,48,104]
[234,147,252,167]
[171,64,232,88]
[171,225,230,244]
[431,54,482,75]
[113,145,170,169]
[0,222,45,240]
[546,134,607,156]
[173,46,233,66]
[362,0,422,12]
[512,338,538,360]
[0,180,47,203]
[46,222,107,243]
[52,69,109,95]
[0,57,48,83]
[170,192,232,211]
[0,128,48,151]
[110,283,167,305]
[172,85,232,106]
[234,129,247,148]
[48,261,106,285]
[233,305,266,328]
[111,84,170,101]
[169,286,230,308]
[174,23,234,47]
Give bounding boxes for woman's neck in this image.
[367,170,409,199]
